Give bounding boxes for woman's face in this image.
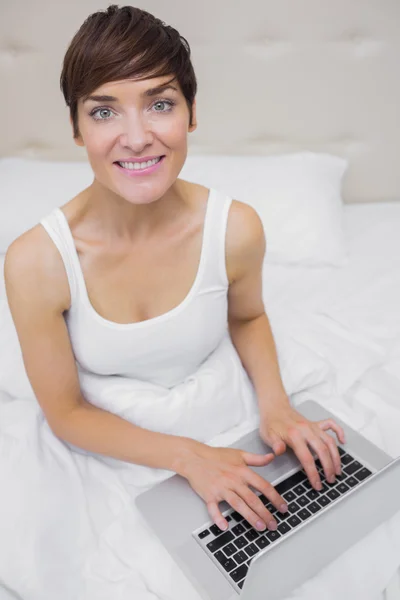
[72,75,197,204]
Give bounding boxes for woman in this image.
[4,4,345,535]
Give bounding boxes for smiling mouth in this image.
[113,155,166,175]
[114,156,165,168]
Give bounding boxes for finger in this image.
[242,451,276,466]
[224,488,278,532]
[318,429,343,476]
[207,500,229,531]
[266,432,287,456]
[244,469,288,514]
[288,431,322,490]
[306,433,336,483]
[318,418,346,445]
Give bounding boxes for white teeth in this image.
[118,157,162,170]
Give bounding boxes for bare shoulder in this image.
[180,179,210,208]
[225,200,266,284]
[4,224,71,314]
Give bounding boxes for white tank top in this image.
[39,187,233,388]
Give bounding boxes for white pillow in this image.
[179,151,349,268]
[0,158,94,254]
[0,152,348,266]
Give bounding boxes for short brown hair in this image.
[60,4,197,139]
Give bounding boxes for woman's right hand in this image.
[180,442,289,532]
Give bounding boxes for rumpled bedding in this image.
[1,200,400,600]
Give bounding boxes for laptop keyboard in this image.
[193,447,373,593]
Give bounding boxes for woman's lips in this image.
[114,156,165,177]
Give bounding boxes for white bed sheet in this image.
[263,200,400,457]
[0,200,400,600]
[263,200,400,600]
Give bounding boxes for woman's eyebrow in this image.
[83,84,178,104]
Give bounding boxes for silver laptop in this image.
[135,399,400,600]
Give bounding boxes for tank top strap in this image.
[200,188,232,290]
[39,209,79,306]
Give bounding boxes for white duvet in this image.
[1,199,400,600]
[0,304,399,600]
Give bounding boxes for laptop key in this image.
[266,530,281,542]
[298,508,312,521]
[287,515,302,528]
[345,476,359,488]
[336,482,350,494]
[255,535,271,549]
[296,494,311,507]
[298,471,309,482]
[341,453,354,465]
[206,531,234,553]
[245,543,260,557]
[210,524,225,536]
[214,551,237,572]
[275,470,308,495]
[325,477,338,488]
[306,489,319,501]
[198,529,210,539]
[230,564,248,583]
[344,461,363,476]
[224,543,237,557]
[238,580,245,589]
[245,529,260,542]
[293,484,306,495]
[282,490,296,503]
[233,550,248,565]
[277,521,291,535]
[288,501,300,513]
[230,511,244,523]
[337,446,346,457]
[316,495,331,507]
[275,510,290,522]
[354,467,372,481]
[307,502,322,514]
[327,488,340,501]
[232,524,246,536]
[234,535,248,550]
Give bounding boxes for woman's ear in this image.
[188,98,197,133]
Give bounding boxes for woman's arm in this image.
[55,398,200,475]
[4,233,200,477]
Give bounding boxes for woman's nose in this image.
[119,112,153,149]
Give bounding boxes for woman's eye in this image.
[153,100,174,112]
[90,100,174,122]
[91,107,113,121]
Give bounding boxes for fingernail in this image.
[256,520,266,531]
[328,475,335,484]
[268,520,277,531]
[218,521,228,531]
[315,481,322,491]
[280,504,288,513]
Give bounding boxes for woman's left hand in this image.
[259,399,346,491]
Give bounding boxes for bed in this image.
[1,1,400,599]
[1,194,400,600]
